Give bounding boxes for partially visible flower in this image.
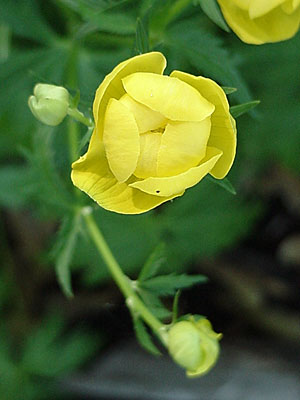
[167,318,222,377]
[217,0,300,44]
[28,83,70,126]
[71,52,236,214]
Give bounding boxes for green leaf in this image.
[22,313,99,377]
[21,126,74,214]
[222,86,237,95]
[206,175,237,195]
[133,316,161,356]
[196,0,230,32]
[58,0,128,15]
[172,290,181,324]
[134,17,150,55]
[230,100,260,118]
[0,165,33,209]
[54,213,82,298]
[166,20,251,103]
[0,0,56,43]
[79,126,93,152]
[139,289,171,320]
[140,273,208,296]
[138,243,166,281]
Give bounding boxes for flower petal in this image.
[71,134,179,214]
[129,147,222,197]
[282,0,300,14]
[170,71,236,179]
[135,132,162,179]
[122,73,215,122]
[157,118,211,177]
[249,0,286,19]
[119,94,167,134]
[93,52,167,138]
[103,99,140,182]
[217,0,300,44]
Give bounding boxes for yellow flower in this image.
[71,52,236,214]
[217,0,300,44]
[167,318,222,377]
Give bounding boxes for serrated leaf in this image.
[230,100,260,118]
[222,86,237,95]
[140,273,208,296]
[138,243,166,281]
[206,175,237,195]
[54,212,82,298]
[133,316,161,356]
[196,0,230,32]
[134,17,149,55]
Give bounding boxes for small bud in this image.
[167,318,222,377]
[28,83,69,126]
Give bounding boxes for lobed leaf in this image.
[134,17,150,55]
[230,100,260,118]
[138,242,167,281]
[53,213,82,298]
[196,0,230,32]
[206,175,237,195]
[222,86,237,95]
[133,316,161,356]
[140,273,208,296]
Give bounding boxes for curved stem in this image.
[83,211,164,335]
[67,107,94,128]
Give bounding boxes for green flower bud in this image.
[167,318,222,377]
[28,83,69,126]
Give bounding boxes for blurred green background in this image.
[1,1,300,399]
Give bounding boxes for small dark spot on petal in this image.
[156,190,160,193]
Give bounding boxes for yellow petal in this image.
[249,0,286,19]
[71,133,179,214]
[103,99,140,182]
[282,0,300,14]
[93,52,167,138]
[217,0,300,44]
[157,118,211,177]
[129,147,222,197]
[122,73,215,122]
[135,132,162,179]
[119,94,167,134]
[230,0,250,10]
[171,71,236,179]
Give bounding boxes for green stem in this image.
[67,107,94,128]
[66,43,80,163]
[83,211,165,336]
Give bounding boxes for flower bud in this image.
[28,83,69,126]
[167,318,222,377]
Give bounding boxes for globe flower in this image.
[167,318,222,377]
[71,52,236,214]
[217,0,300,44]
[28,83,70,126]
